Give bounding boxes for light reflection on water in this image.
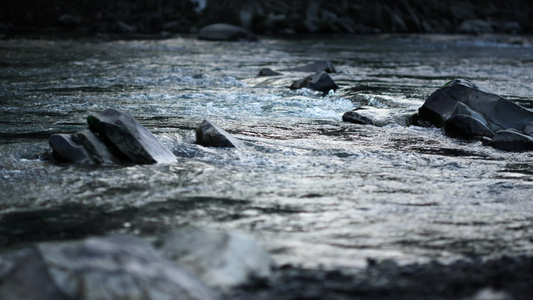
[1,35,533,269]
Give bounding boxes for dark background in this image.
[1,0,532,36]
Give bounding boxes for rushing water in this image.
[1,34,533,271]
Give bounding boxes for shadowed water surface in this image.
[1,35,533,271]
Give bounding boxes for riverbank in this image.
[1,0,532,37]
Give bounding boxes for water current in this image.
[1,34,533,271]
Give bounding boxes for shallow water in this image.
[1,34,533,270]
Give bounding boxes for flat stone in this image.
[87,109,176,164]
[198,23,258,41]
[196,119,242,148]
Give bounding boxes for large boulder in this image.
[196,120,242,148]
[417,79,533,151]
[418,79,533,132]
[290,72,339,96]
[198,23,258,41]
[87,109,176,164]
[158,227,275,291]
[0,235,218,300]
[286,61,337,73]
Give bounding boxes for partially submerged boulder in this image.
[286,61,337,73]
[198,23,258,41]
[49,109,176,165]
[196,120,242,148]
[290,72,339,96]
[415,79,533,151]
[0,235,218,300]
[159,226,275,290]
[257,68,283,77]
[88,109,176,164]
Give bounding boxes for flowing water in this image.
[1,34,533,271]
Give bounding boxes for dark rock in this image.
[286,61,337,73]
[289,75,313,90]
[444,115,495,138]
[158,226,275,290]
[198,23,258,41]
[0,235,218,300]
[525,122,533,136]
[418,79,533,132]
[196,120,242,148]
[307,72,339,96]
[49,134,95,165]
[343,110,377,126]
[258,68,283,77]
[72,129,123,164]
[87,109,176,164]
[457,19,493,34]
[490,129,533,151]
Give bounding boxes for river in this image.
[1,34,533,274]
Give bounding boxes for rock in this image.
[87,109,176,164]
[525,122,533,136]
[49,133,95,165]
[291,72,339,96]
[72,129,123,164]
[444,115,495,138]
[417,79,533,133]
[489,129,533,151]
[196,120,242,148]
[343,108,398,127]
[0,235,218,300]
[286,60,337,73]
[158,226,275,290]
[258,68,283,77]
[289,75,313,90]
[307,72,339,96]
[198,23,258,41]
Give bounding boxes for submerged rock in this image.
[87,109,176,164]
[416,78,533,151]
[290,72,339,96]
[198,23,258,41]
[0,235,218,300]
[158,226,275,290]
[286,61,337,73]
[196,119,242,148]
[258,68,283,77]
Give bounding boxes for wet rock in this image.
[198,23,258,41]
[196,119,242,148]
[307,72,340,96]
[290,72,339,96]
[0,235,218,300]
[417,78,533,135]
[342,110,376,125]
[258,68,283,77]
[49,134,95,165]
[158,226,275,290]
[289,75,313,90]
[489,129,533,151]
[286,60,337,73]
[71,129,123,164]
[87,109,176,164]
[342,109,395,127]
[444,114,495,138]
[525,122,533,136]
